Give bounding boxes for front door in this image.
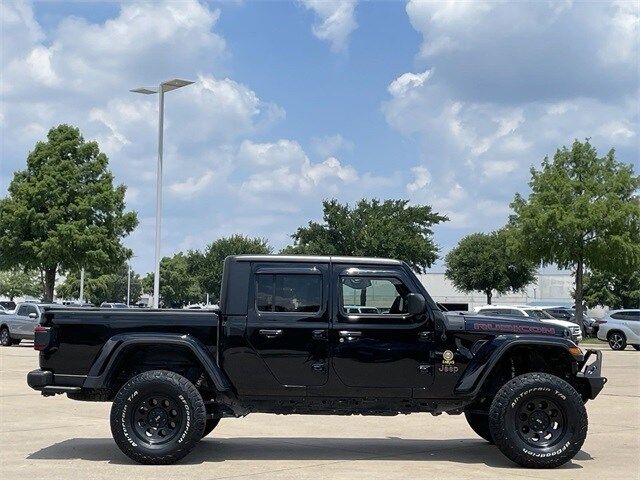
[246,262,330,387]
[330,264,435,389]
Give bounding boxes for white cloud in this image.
[301,0,358,52]
[388,70,431,97]
[169,171,215,197]
[406,165,431,192]
[482,159,518,178]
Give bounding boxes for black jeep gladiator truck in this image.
[27,255,606,467]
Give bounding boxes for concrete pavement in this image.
[1,344,638,480]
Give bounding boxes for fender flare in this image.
[82,333,231,392]
[455,336,581,397]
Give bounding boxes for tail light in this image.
[34,325,51,351]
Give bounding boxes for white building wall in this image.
[417,272,575,310]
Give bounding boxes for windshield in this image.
[525,309,554,319]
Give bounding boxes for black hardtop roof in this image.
[231,255,403,266]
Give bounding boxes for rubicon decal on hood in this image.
[472,322,556,335]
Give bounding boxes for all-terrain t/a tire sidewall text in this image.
[110,370,206,464]
[489,372,587,468]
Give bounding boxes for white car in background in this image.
[474,305,583,343]
[596,309,640,351]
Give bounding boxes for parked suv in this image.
[0,302,52,346]
[475,305,582,343]
[596,309,640,350]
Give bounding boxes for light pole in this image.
[79,268,85,303]
[131,79,194,308]
[126,262,131,307]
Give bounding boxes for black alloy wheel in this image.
[110,370,206,464]
[608,332,627,351]
[489,372,587,468]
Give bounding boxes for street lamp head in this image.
[161,79,194,92]
[131,87,158,95]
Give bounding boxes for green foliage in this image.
[0,125,138,301]
[0,269,42,301]
[143,253,201,308]
[57,262,142,306]
[583,269,640,309]
[187,235,271,301]
[509,139,640,325]
[445,231,536,304]
[282,199,448,272]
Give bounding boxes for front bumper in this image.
[575,349,607,400]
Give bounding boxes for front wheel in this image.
[608,332,627,350]
[489,372,587,468]
[0,327,12,347]
[110,370,206,464]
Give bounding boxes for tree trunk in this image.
[43,266,56,302]
[574,258,585,334]
[360,288,367,306]
[486,290,492,305]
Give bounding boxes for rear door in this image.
[246,262,330,388]
[329,264,434,389]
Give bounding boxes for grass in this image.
[581,337,604,345]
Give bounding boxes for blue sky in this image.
[1,1,638,274]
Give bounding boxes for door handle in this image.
[338,330,362,341]
[259,329,283,339]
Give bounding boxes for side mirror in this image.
[28,312,37,319]
[406,293,426,315]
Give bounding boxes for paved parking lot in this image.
[1,344,638,480]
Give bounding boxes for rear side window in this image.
[612,311,640,321]
[255,274,322,313]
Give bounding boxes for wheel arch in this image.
[457,338,580,401]
[83,333,232,395]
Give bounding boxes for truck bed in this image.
[39,307,218,376]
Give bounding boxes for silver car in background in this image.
[0,302,52,346]
[596,309,640,351]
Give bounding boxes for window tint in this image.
[256,274,322,313]
[612,311,640,321]
[17,305,28,316]
[340,276,410,315]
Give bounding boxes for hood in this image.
[540,318,576,329]
[446,313,570,338]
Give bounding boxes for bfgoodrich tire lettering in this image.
[110,370,206,464]
[489,372,587,468]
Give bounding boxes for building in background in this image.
[417,271,575,312]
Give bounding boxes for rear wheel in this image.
[464,411,493,443]
[489,372,587,468]
[608,331,627,350]
[110,370,206,464]
[0,327,12,347]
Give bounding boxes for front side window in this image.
[256,274,322,313]
[340,276,410,315]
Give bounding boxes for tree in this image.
[509,139,640,329]
[0,125,138,301]
[57,262,142,306]
[282,199,448,272]
[187,235,271,302]
[445,231,536,304]
[583,269,640,310]
[143,253,201,308]
[0,269,42,301]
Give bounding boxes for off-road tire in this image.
[489,372,587,468]
[110,370,206,464]
[0,327,12,347]
[632,345,640,351]
[608,331,627,350]
[464,411,493,443]
[202,418,221,438]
